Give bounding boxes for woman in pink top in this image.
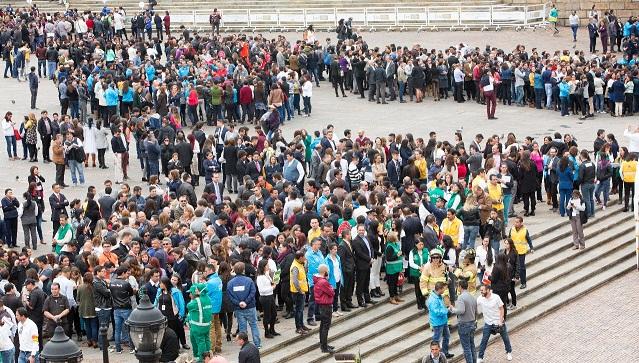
[530,142,544,202]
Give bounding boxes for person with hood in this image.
[187,282,212,362]
[313,264,335,354]
[206,263,223,353]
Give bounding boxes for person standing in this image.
[588,20,598,53]
[1,189,20,248]
[236,332,260,363]
[42,282,71,338]
[569,11,580,42]
[290,251,309,335]
[508,216,533,289]
[186,283,212,362]
[352,224,374,307]
[337,230,357,311]
[37,111,54,163]
[385,231,403,304]
[256,260,277,339]
[305,238,323,326]
[449,279,477,363]
[109,267,134,354]
[206,263,224,354]
[227,262,261,349]
[480,69,497,120]
[427,282,454,359]
[92,266,112,351]
[476,284,513,363]
[16,307,39,363]
[314,264,335,354]
[63,131,86,186]
[567,190,586,250]
[28,66,38,109]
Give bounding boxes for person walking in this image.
[569,11,580,42]
[477,284,513,362]
[28,66,38,109]
[449,279,477,363]
[427,282,454,359]
[548,4,559,35]
[314,264,335,354]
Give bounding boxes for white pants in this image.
[114,153,123,182]
[369,257,382,290]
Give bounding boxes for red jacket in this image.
[239,86,253,105]
[313,275,335,305]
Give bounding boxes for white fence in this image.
[169,4,550,31]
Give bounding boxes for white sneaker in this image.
[507,352,513,361]
[602,205,606,210]
[477,359,483,363]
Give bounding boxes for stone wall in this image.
[503,0,639,25]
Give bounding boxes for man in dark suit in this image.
[386,149,402,188]
[422,215,441,251]
[48,183,68,236]
[295,202,319,236]
[246,152,262,182]
[337,230,357,310]
[351,224,374,307]
[177,173,197,207]
[320,130,337,156]
[37,111,54,162]
[203,172,224,213]
[174,135,193,178]
[214,119,228,157]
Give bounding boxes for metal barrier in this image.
[181,3,549,31]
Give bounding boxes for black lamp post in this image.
[125,293,167,363]
[39,326,83,363]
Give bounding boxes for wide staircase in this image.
[254,200,635,363]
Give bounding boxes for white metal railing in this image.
[167,4,550,30]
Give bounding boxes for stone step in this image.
[271,205,631,362]
[365,239,636,362]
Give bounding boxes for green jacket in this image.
[187,283,212,330]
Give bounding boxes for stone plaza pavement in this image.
[0,28,636,362]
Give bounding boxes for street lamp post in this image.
[39,326,83,363]
[100,324,109,363]
[125,293,167,363]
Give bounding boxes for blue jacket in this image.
[206,273,223,314]
[227,274,256,310]
[558,81,570,98]
[324,254,343,289]
[105,87,119,106]
[556,166,574,190]
[154,287,185,319]
[305,249,324,287]
[427,292,448,327]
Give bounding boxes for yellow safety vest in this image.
[441,217,462,247]
[621,160,637,183]
[289,259,308,293]
[510,226,529,255]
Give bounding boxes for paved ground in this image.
[0,27,635,362]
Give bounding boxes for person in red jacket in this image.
[239,81,254,123]
[313,264,335,354]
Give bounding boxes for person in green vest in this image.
[408,239,429,310]
[446,182,463,211]
[429,179,446,204]
[52,214,73,255]
[549,4,559,35]
[385,231,404,305]
[187,283,212,362]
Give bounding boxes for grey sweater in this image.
[450,290,477,323]
[21,198,37,225]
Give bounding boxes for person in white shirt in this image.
[476,284,513,363]
[256,259,278,338]
[0,313,15,363]
[569,11,580,42]
[16,307,39,363]
[623,124,639,154]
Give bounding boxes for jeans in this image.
[515,85,524,105]
[82,316,99,343]
[68,159,86,184]
[114,308,132,351]
[235,307,261,348]
[96,309,111,349]
[47,61,57,80]
[490,238,501,257]
[463,225,479,250]
[4,136,16,158]
[544,83,553,108]
[307,288,319,322]
[502,194,513,226]
[595,179,611,205]
[571,25,578,41]
[594,94,604,112]
[559,188,572,216]
[1,347,15,363]
[518,254,527,285]
[432,324,451,354]
[398,81,406,102]
[293,292,305,329]
[478,323,512,359]
[18,350,38,363]
[581,182,595,217]
[303,96,311,115]
[560,96,569,116]
[534,88,543,108]
[458,321,477,363]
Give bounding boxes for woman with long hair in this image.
[489,252,511,320]
[27,165,45,244]
[256,259,278,338]
[458,194,480,250]
[517,150,539,216]
[77,272,99,347]
[82,117,98,167]
[155,276,188,348]
[218,261,235,341]
[503,238,519,310]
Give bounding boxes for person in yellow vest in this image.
[408,239,429,310]
[440,209,464,248]
[415,150,428,182]
[508,216,534,289]
[487,174,504,220]
[419,247,450,306]
[471,168,488,191]
[290,251,309,335]
[619,153,637,212]
[385,232,404,305]
[454,248,478,295]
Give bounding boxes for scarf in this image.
[55,222,73,244]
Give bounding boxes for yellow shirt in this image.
[487,183,504,210]
[510,226,529,255]
[307,228,321,243]
[290,259,308,293]
[441,217,463,247]
[621,160,637,183]
[415,158,427,180]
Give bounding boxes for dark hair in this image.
[257,259,269,276]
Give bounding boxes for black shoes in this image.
[445,353,455,359]
[321,346,335,354]
[376,287,385,296]
[346,302,358,309]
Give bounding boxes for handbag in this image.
[397,272,405,286]
[13,128,21,141]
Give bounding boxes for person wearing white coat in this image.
[83,118,98,167]
[95,120,110,169]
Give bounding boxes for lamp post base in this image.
[134,349,161,363]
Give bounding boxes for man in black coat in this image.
[337,229,357,310]
[351,224,374,307]
[159,327,179,363]
[37,111,54,162]
[237,331,260,363]
[386,149,402,189]
[111,129,129,182]
[295,202,319,236]
[177,173,197,207]
[48,183,68,235]
[422,215,441,251]
[174,134,193,177]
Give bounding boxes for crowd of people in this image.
[0,2,638,363]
